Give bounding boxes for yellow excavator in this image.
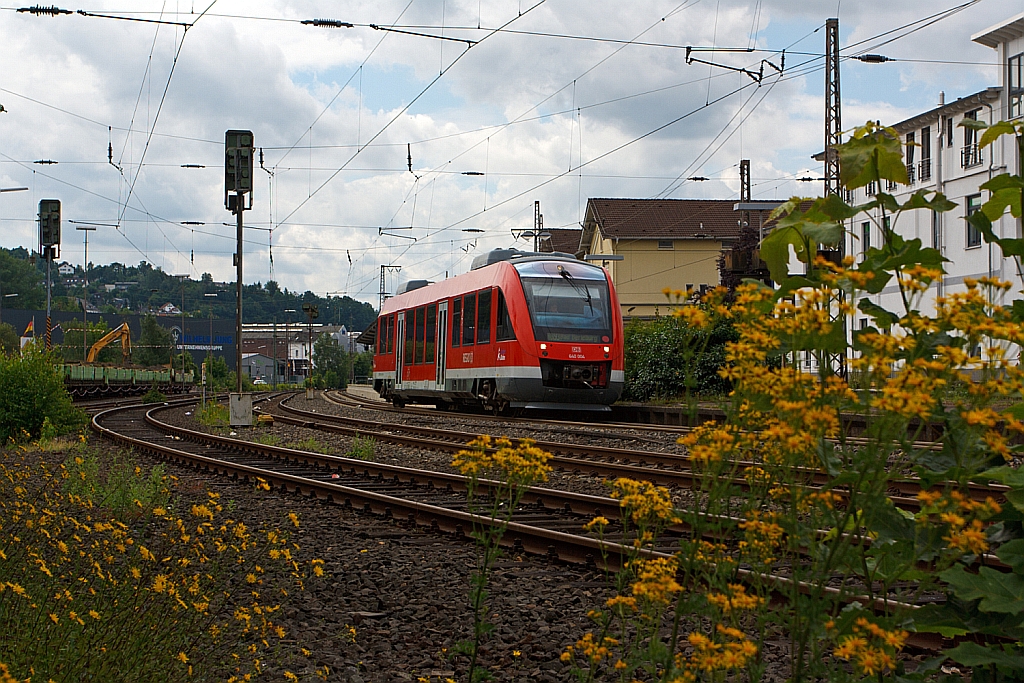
[86,322,132,363]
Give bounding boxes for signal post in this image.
[225,130,254,426]
[38,199,60,349]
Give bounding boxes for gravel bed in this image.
[72,432,610,682]
[304,394,690,455]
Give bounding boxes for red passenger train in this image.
[370,249,624,412]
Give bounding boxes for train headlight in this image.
[603,346,610,353]
[539,343,547,350]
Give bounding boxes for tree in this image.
[60,320,114,362]
[312,332,348,389]
[0,248,45,309]
[135,314,173,367]
[0,323,18,356]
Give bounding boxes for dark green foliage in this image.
[0,346,87,441]
[623,315,737,401]
[134,314,172,367]
[140,388,167,404]
[60,320,115,362]
[312,332,348,389]
[0,323,18,355]
[0,248,45,309]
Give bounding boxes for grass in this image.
[197,402,229,427]
[286,437,331,454]
[346,435,376,461]
[140,387,167,404]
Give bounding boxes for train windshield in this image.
[514,260,613,343]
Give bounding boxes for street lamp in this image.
[0,187,29,193]
[0,292,17,327]
[75,225,97,361]
[283,309,296,384]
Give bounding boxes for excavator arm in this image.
[86,322,132,363]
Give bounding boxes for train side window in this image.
[415,306,426,364]
[404,311,414,366]
[477,290,492,345]
[425,304,436,364]
[451,298,462,347]
[377,318,386,355]
[462,292,476,346]
[496,289,515,341]
[387,315,395,354]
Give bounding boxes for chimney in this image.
[938,91,945,106]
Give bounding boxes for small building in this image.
[241,353,276,383]
[539,228,584,257]
[58,262,75,277]
[580,198,741,317]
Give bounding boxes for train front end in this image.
[499,258,624,410]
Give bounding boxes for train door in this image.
[394,312,406,390]
[435,301,448,391]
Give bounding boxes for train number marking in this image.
[569,345,585,359]
[462,352,474,363]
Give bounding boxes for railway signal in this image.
[226,130,254,422]
[38,199,61,349]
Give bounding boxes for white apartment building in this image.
[845,12,1023,330]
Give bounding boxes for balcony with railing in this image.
[905,163,916,185]
[918,158,932,182]
[962,143,983,169]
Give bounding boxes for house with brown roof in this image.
[538,228,584,257]
[580,198,745,317]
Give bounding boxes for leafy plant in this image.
[287,437,331,454]
[452,436,552,682]
[346,435,375,460]
[140,387,167,404]
[563,120,1024,682]
[0,345,87,442]
[197,402,229,427]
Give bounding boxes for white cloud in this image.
[0,0,1019,304]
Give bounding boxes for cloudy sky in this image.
[0,0,1018,305]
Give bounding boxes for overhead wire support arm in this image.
[685,47,784,84]
[75,10,191,27]
[370,24,477,46]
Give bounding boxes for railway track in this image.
[90,396,982,651]
[270,393,1009,511]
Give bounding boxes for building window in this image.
[905,131,916,184]
[945,116,954,148]
[866,181,877,197]
[861,222,870,254]
[962,111,983,168]
[1011,53,1023,119]
[919,126,931,181]
[966,194,982,248]
[932,210,941,250]
[658,240,673,250]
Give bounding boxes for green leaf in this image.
[858,299,899,328]
[944,642,1024,671]
[959,118,989,132]
[940,565,1024,614]
[968,211,1024,259]
[838,123,908,189]
[979,174,1024,220]
[978,120,1019,149]
[816,192,863,221]
[801,220,842,246]
[760,225,808,283]
[898,190,958,214]
[996,539,1024,573]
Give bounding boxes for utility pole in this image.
[823,17,846,379]
[225,130,253,394]
[533,201,543,252]
[824,18,842,198]
[379,265,401,311]
[75,226,96,360]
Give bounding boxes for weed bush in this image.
[346,435,375,460]
[141,387,167,404]
[0,444,327,681]
[623,312,736,402]
[0,345,87,442]
[287,437,330,454]
[197,402,229,427]
[557,120,1024,682]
